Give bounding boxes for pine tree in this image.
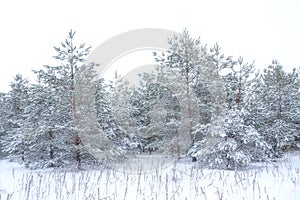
[153,30,227,160]
[189,52,270,168]
[154,29,208,146]
[127,70,181,154]
[248,60,300,157]
[95,78,114,135]
[74,64,120,166]
[50,30,93,169]
[20,83,56,168]
[19,30,94,169]
[222,57,255,110]
[3,74,29,162]
[0,92,9,158]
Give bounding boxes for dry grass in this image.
[1,156,299,200]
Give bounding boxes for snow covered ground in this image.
[0,153,299,200]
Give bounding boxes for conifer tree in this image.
[3,74,29,162]
[248,60,300,157]
[154,29,214,150]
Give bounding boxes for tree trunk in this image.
[236,66,242,108]
[70,40,81,169]
[49,130,53,159]
[185,62,194,145]
[49,130,54,167]
[276,72,282,119]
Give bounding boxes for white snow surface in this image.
[0,153,299,200]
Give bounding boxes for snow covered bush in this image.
[189,108,270,170]
[188,137,250,170]
[247,61,300,157]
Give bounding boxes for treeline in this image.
[0,30,299,170]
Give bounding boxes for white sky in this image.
[0,0,299,92]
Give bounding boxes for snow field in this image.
[0,154,299,200]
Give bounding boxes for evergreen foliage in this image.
[0,29,299,170]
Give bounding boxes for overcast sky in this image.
[0,0,299,92]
